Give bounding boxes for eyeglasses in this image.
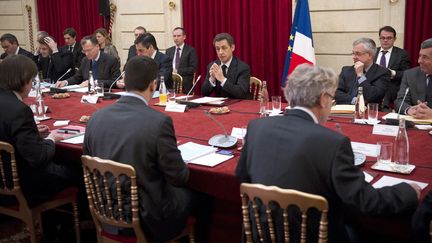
[324,92,336,106]
[351,51,367,57]
[379,37,394,41]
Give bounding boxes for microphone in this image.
[204,110,237,148]
[56,68,72,83]
[176,75,202,108]
[386,88,414,127]
[186,75,201,101]
[49,68,72,93]
[103,71,125,100]
[397,88,410,118]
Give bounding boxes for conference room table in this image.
[29,92,432,242]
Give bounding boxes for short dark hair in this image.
[0,55,37,92]
[37,35,56,46]
[124,56,158,92]
[135,26,147,33]
[134,33,158,50]
[81,35,98,46]
[213,33,235,47]
[421,38,432,49]
[173,27,186,35]
[63,28,77,38]
[379,26,397,38]
[0,33,19,45]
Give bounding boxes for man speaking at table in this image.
[236,64,420,242]
[83,56,193,241]
[55,35,120,88]
[201,33,250,99]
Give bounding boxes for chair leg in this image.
[72,202,80,243]
[189,226,195,243]
[27,215,41,243]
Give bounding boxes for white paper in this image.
[165,103,186,113]
[53,120,70,126]
[187,153,234,167]
[152,91,160,98]
[178,142,218,162]
[353,119,381,125]
[372,124,399,136]
[415,125,432,130]
[363,171,374,183]
[373,175,428,190]
[71,87,89,93]
[28,90,37,97]
[231,127,247,139]
[81,95,99,104]
[351,142,378,157]
[189,97,226,104]
[60,134,85,144]
[62,85,81,90]
[175,95,194,100]
[114,91,127,96]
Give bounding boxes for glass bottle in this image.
[35,78,46,119]
[393,118,409,170]
[355,87,365,120]
[159,76,167,105]
[88,70,95,94]
[259,81,269,117]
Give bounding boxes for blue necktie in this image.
[91,60,98,80]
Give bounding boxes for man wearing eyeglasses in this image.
[374,26,411,110]
[335,38,390,105]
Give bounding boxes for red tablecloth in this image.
[30,92,432,242]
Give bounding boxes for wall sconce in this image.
[389,0,398,3]
[169,1,176,10]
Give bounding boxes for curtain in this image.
[404,0,432,67]
[37,0,105,46]
[182,0,292,96]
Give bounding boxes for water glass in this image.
[237,126,247,149]
[95,80,104,97]
[167,89,176,104]
[272,96,281,113]
[367,103,379,124]
[377,141,392,164]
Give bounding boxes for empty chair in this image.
[240,183,328,243]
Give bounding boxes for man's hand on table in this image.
[409,183,421,199]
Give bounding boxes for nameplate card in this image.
[165,103,186,113]
[351,142,378,157]
[81,95,98,104]
[372,124,398,137]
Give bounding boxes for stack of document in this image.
[178,142,233,167]
[330,105,355,118]
[188,97,227,105]
[383,113,432,124]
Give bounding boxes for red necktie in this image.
[175,47,181,70]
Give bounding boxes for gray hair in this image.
[421,38,432,49]
[353,37,377,57]
[284,64,338,108]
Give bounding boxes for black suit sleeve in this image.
[335,67,355,104]
[393,49,411,81]
[394,72,412,114]
[235,127,251,183]
[99,56,121,88]
[178,48,197,77]
[51,51,73,75]
[222,62,250,99]
[412,191,432,242]
[156,116,189,186]
[66,59,86,85]
[158,55,173,88]
[359,69,390,103]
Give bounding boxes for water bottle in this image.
[88,70,95,94]
[355,87,365,120]
[159,76,167,105]
[259,81,269,117]
[393,118,409,170]
[35,79,46,119]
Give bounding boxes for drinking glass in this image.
[377,141,392,164]
[272,96,281,113]
[367,103,379,124]
[167,89,176,104]
[95,80,105,97]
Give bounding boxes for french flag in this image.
[281,0,315,87]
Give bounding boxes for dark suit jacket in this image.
[0,46,34,60]
[235,109,418,243]
[412,190,432,242]
[0,89,68,208]
[154,51,173,88]
[201,56,250,99]
[62,42,85,71]
[127,44,136,63]
[165,44,197,93]
[395,66,431,113]
[66,51,121,88]
[375,46,411,105]
[83,95,190,239]
[335,63,390,104]
[36,49,73,82]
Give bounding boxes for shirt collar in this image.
[222,56,233,68]
[94,51,101,62]
[176,43,185,50]
[121,91,148,105]
[381,46,393,53]
[151,50,157,59]
[15,46,20,55]
[292,106,319,124]
[13,91,23,101]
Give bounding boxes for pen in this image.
[58,128,81,134]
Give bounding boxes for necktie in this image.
[426,75,432,108]
[69,45,73,52]
[91,60,98,80]
[175,47,181,70]
[222,64,227,78]
[379,50,388,67]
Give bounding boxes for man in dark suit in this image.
[166,27,197,93]
[395,38,432,119]
[0,55,70,208]
[374,26,411,109]
[83,56,193,241]
[133,32,173,88]
[35,35,73,82]
[0,33,34,60]
[412,190,432,242]
[62,28,85,72]
[335,37,390,104]
[201,33,250,99]
[55,35,121,88]
[126,26,146,63]
[236,63,420,243]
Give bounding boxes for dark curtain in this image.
[182,0,292,96]
[37,0,105,46]
[404,0,432,67]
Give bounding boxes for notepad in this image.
[178,142,218,162]
[187,153,233,167]
[373,175,428,190]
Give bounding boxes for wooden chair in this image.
[250,77,262,100]
[0,141,80,243]
[81,155,195,243]
[240,183,329,243]
[172,72,183,94]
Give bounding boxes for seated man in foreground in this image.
[395,38,432,119]
[235,63,420,242]
[83,56,193,241]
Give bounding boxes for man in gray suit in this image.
[395,38,432,119]
[83,56,193,241]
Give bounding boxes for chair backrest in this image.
[172,72,183,94]
[250,77,262,100]
[240,183,329,243]
[81,155,148,242]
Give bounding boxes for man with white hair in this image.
[335,38,390,105]
[236,64,420,242]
